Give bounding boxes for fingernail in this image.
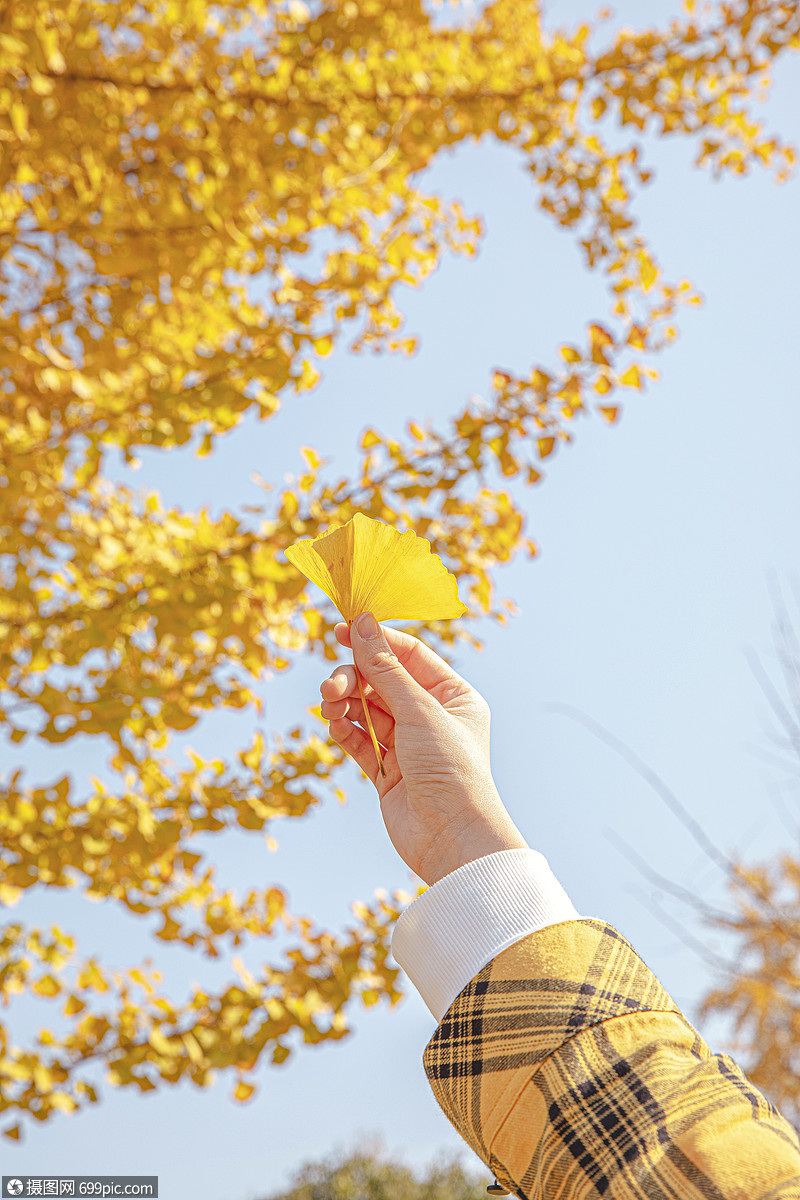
[355,611,379,639]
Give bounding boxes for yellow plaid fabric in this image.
[423,920,800,1199]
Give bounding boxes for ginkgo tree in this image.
[1,0,798,1141]
[680,588,800,1131]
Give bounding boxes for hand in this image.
[320,612,528,885]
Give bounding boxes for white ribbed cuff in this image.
[391,848,581,1022]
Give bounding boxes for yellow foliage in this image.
[699,853,800,1128]
[0,0,797,1139]
[618,364,643,389]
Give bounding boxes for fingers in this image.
[321,688,395,747]
[334,622,467,694]
[320,665,390,716]
[328,715,396,786]
[320,665,356,701]
[320,693,351,722]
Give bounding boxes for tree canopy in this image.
[695,585,800,1130]
[1,0,798,1141]
[260,1138,488,1200]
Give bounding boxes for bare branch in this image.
[544,701,739,877]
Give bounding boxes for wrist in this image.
[423,817,529,886]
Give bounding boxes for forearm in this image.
[416,787,530,886]
[393,852,800,1199]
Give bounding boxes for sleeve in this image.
[391,847,582,1022]
[420,919,800,1200]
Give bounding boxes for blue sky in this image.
[4,2,800,1197]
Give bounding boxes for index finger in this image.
[333,622,467,694]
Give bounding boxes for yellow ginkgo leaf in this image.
[233,1080,255,1103]
[285,513,467,776]
[285,512,467,624]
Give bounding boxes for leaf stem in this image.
[349,623,386,777]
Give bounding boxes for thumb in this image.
[350,612,433,720]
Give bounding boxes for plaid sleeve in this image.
[422,919,800,1199]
